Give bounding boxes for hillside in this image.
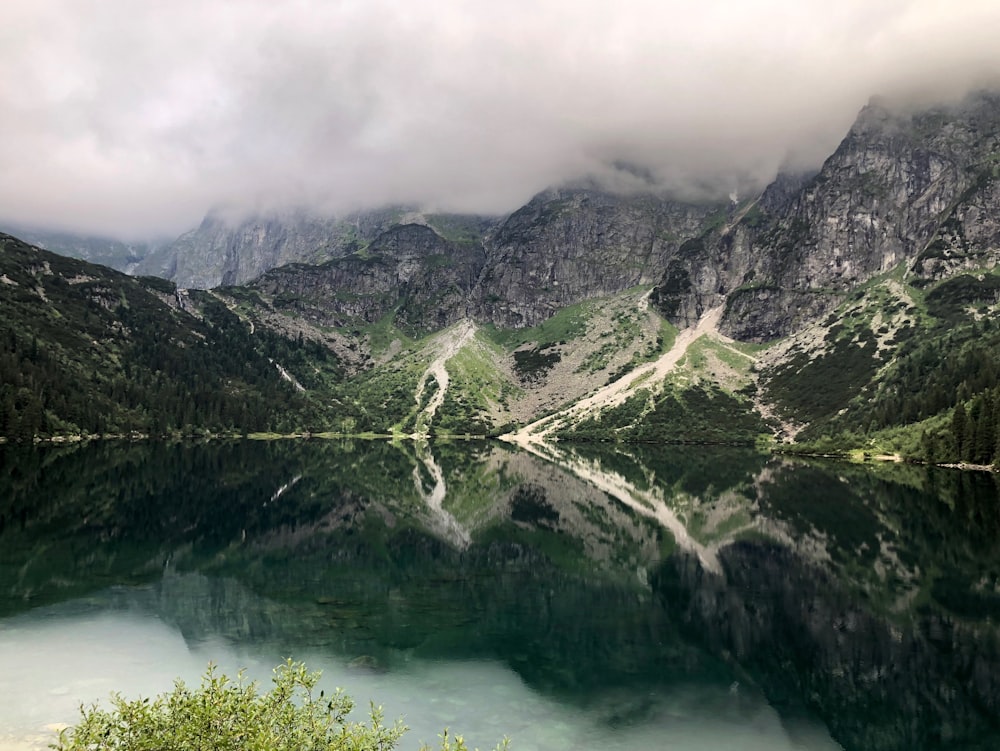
[0,233,344,438]
[0,225,159,273]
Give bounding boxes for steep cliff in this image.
[136,208,499,289]
[248,223,486,332]
[244,187,719,333]
[653,90,1000,341]
[472,187,717,328]
[135,209,381,288]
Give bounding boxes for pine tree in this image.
[963,414,978,463]
[952,404,968,461]
[974,393,996,464]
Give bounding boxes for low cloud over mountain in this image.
[3,0,1000,238]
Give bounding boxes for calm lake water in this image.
[1,439,999,751]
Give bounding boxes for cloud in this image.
[2,0,1000,238]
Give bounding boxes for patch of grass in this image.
[361,311,416,355]
[656,318,678,356]
[424,213,495,244]
[687,337,753,372]
[433,335,520,436]
[765,327,881,426]
[702,208,729,232]
[485,298,593,348]
[576,304,649,374]
[740,204,768,229]
[924,272,1000,324]
[577,339,622,374]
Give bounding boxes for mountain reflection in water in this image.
[1,439,998,751]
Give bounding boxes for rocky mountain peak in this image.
[651,88,1000,342]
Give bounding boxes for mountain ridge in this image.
[651,89,1000,341]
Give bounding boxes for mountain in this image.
[238,188,719,334]
[651,91,1000,341]
[135,208,499,289]
[246,222,486,332]
[471,187,718,328]
[2,90,999,466]
[0,233,346,438]
[1,225,161,274]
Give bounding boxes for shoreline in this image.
[3,432,996,474]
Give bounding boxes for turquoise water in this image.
[1,440,998,750]
[0,599,836,751]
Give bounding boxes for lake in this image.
[1,439,999,750]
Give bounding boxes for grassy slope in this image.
[758,263,1000,463]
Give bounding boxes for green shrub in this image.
[54,660,508,751]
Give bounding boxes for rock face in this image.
[135,208,500,290]
[247,187,720,332]
[135,209,386,288]
[250,223,486,332]
[653,90,1000,341]
[472,188,717,327]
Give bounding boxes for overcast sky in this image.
[2,0,1000,239]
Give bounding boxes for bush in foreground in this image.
[53,659,508,751]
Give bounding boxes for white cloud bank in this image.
[2,0,999,238]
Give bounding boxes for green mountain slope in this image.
[757,266,1000,464]
[0,233,343,438]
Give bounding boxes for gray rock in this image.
[245,188,719,333]
[471,187,718,328]
[249,223,486,332]
[653,90,1000,341]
